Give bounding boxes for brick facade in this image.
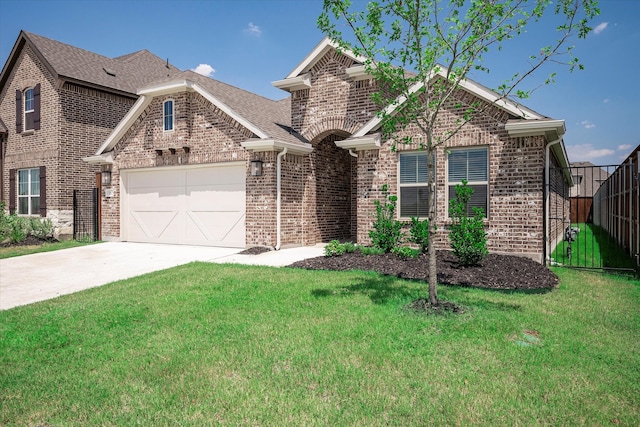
[0,44,137,238]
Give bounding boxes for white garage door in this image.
[122,163,246,248]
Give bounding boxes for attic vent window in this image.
[103,67,116,77]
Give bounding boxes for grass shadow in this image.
[312,274,420,305]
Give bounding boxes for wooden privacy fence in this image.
[592,146,640,269]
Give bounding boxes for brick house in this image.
[0,31,180,238]
[89,37,570,263]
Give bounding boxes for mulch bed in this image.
[288,250,559,291]
[238,246,273,255]
[0,235,57,247]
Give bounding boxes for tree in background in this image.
[318,0,598,306]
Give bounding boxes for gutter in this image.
[275,147,288,250]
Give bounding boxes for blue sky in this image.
[1,0,637,166]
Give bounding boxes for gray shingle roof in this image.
[150,70,303,145]
[16,31,181,95]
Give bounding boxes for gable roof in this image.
[95,70,307,156]
[0,31,181,96]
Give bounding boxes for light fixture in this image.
[101,164,112,186]
[251,159,263,176]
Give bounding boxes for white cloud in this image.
[593,22,608,35]
[245,22,262,37]
[566,144,614,162]
[191,64,216,77]
[580,120,596,129]
[618,144,632,151]
[603,98,610,104]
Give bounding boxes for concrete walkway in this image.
[0,242,325,310]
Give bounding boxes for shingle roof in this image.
[151,70,303,145]
[1,31,181,95]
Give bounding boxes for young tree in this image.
[318,0,598,306]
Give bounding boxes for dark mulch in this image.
[288,250,558,291]
[0,235,57,248]
[238,246,273,255]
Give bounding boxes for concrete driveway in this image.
[0,242,325,310]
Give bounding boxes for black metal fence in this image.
[73,188,98,241]
[550,163,638,275]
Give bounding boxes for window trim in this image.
[398,151,433,219]
[23,87,35,131]
[446,146,489,218]
[163,99,174,132]
[17,167,40,216]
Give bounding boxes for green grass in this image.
[1,263,638,425]
[552,223,637,273]
[0,239,99,259]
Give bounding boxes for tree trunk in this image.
[427,140,438,306]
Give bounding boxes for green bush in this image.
[359,246,386,256]
[408,217,429,254]
[325,240,357,257]
[391,246,420,260]
[448,180,488,266]
[369,184,404,253]
[0,201,55,244]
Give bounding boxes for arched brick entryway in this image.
[305,132,356,243]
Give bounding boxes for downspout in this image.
[275,147,288,250]
[348,149,358,158]
[544,138,562,264]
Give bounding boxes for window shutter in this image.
[15,90,22,133]
[33,84,41,130]
[9,169,16,214]
[39,166,47,217]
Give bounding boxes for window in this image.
[163,100,174,131]
[17,168,40,215]
[399,152,431,218]
[15,84,40,132]
[447,147,489,217]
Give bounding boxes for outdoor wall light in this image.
[101,164,112,186]
[251,159,263,176]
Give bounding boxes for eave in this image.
[272,74,311,92]
[335,133,381,151]
[241,139,313,156]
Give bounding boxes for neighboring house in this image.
[88,37,571,263]
[0,31,180,238]
[569,161,611,223]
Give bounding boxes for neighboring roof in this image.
[95,70,307,157]
[0,30,181,96]
[569,161,612,198]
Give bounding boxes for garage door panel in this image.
[129,210,181,243]
[123,164,246,248]
[185,211,245,246]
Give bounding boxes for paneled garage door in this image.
[121,163,246,248]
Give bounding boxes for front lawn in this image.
[1,263,638,425]
[0,239,99,259]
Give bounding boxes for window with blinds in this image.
[399,152,432,218]
[447,147,489,217]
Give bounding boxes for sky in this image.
[1,0,638,166]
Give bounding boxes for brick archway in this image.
[301,116,362,143]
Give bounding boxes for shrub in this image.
[359,246,386,256]
[325,240,357,257]
[0,201,55,244]
[448,180,488,266]
[392,246,420,260]
[369,184,404,253]
[30,217,54,240]
[408,217,429,254]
